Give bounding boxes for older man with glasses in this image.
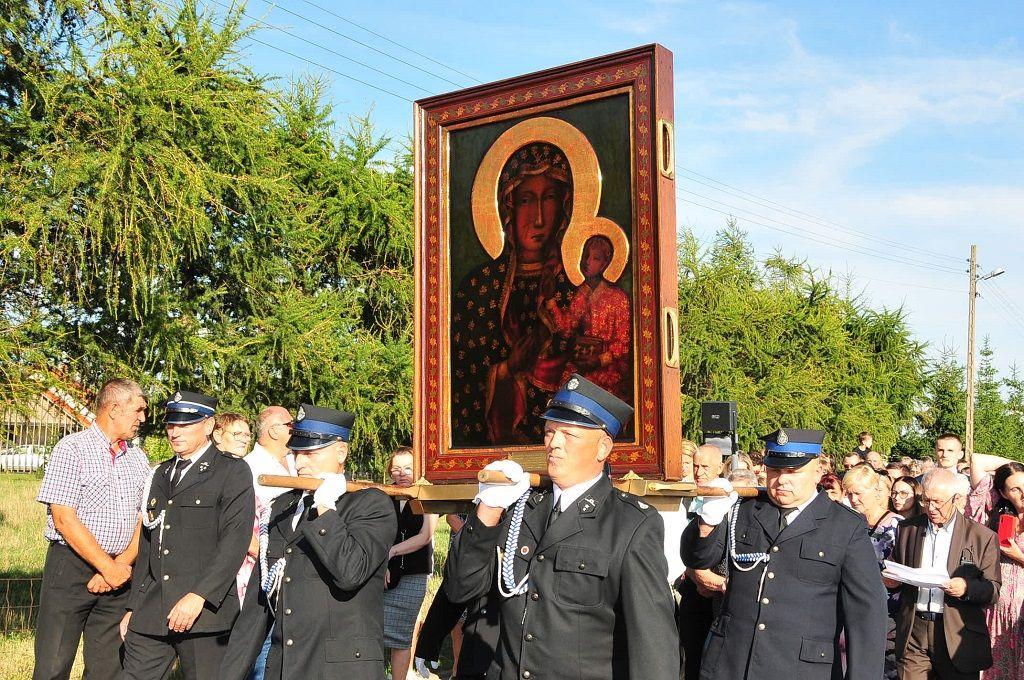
[888,467,1000,680]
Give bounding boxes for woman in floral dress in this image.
[967,453,1024,680]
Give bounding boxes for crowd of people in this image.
[28,376,1024,680]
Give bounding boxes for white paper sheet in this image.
[882,560,949,588]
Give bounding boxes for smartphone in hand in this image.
[998,514,1017,547]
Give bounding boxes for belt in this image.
[916,611,942,622]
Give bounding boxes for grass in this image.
[0,473,456,679]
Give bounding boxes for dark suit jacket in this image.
[128,444,255,635]
[891,512,1000,673]
[681,493,887,680]
[263,487,396,680]
[445,475,679,680]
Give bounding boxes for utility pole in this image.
[966,245,977,458]
[965,246,1005,458]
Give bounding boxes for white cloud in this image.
[887,20,921,47]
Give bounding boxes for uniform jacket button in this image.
[319,529,327,536]
[757,623,765,630]
[286,639,293,646]
[530,592,539,601]
[480,608,487,614]
[284,576,291,583]
[167,499,173,505]
[285,548,293,554]
[195,499,201,504]
[285,609,292,615]
[767,572,775,579]
[578,563,586,570]
[761,598,769,604]
[771,546,779,552]
[523,672,531,679]
[818,551,825,557]
[525,633,534,641]
[355,652,361,658]
[163,549,169,555]
[163,575,169,581]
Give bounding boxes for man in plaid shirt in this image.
[34,378,151,680]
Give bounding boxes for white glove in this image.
[697,478,737,526]
[475,460,530,509]
[413,657,439,678]
[313,473,347,510]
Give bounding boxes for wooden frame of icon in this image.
[413,44,682,483]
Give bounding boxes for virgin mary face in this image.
[511,174,566,264]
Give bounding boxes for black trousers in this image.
[121,628,230,680]
[676,577,714,680]
[33,541,130,680]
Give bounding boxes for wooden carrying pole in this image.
[476,470,759,498]
[257,475,415,498]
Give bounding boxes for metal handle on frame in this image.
[656,119,675,180]
[663,307,679,368]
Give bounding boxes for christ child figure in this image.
[544,234,632,398]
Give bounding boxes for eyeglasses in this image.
[228,430,251,440]
[920,494,958,510]
[891,490,913,499]
[390,466,414,475]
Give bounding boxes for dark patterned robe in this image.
[451,253,575,447]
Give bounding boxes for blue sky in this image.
[212,0,1024,375]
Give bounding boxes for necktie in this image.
[779,507,796,531]
[171,458,192,490]
[293,494,315,530]
[548,500,562,529]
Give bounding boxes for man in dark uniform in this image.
[121,390,255,679]
[445,374,679,680]
[681,428,886,680]
[261,404,396,679]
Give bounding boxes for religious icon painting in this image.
[414,45,682,482]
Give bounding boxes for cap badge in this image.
[567,377,579,390]
[777,429,789,446]
[149,497,157,508]
[520,545,530,556]
[172,391,182,403]
[581,495,596,513]
[296,406,306,421]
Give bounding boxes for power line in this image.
[846,276,966,294]
[253,0,465,89]
[675,165,965,264]
[676,188,964,274]
[677,195,967,274]
[296,0,482,85]
[223,22,413,102]
[207,0,430,94]
[981,291,1024,343]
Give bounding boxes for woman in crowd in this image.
[384,447,438,680]
[842,465,902,679]
[723,451,754,477]
[966,453,1024,680]
[889,475,922,520]
[212,412,251,457]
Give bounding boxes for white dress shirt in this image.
[916,513,956,613]
[551,472,605,512]
[172,447,208,485]
[660,499,688,582]
[781,491,820,526]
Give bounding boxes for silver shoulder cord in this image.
[139,469,165,547]
[496,490,532,598]
[727,498,773,601]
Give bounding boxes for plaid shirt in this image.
[37,424,152,554]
